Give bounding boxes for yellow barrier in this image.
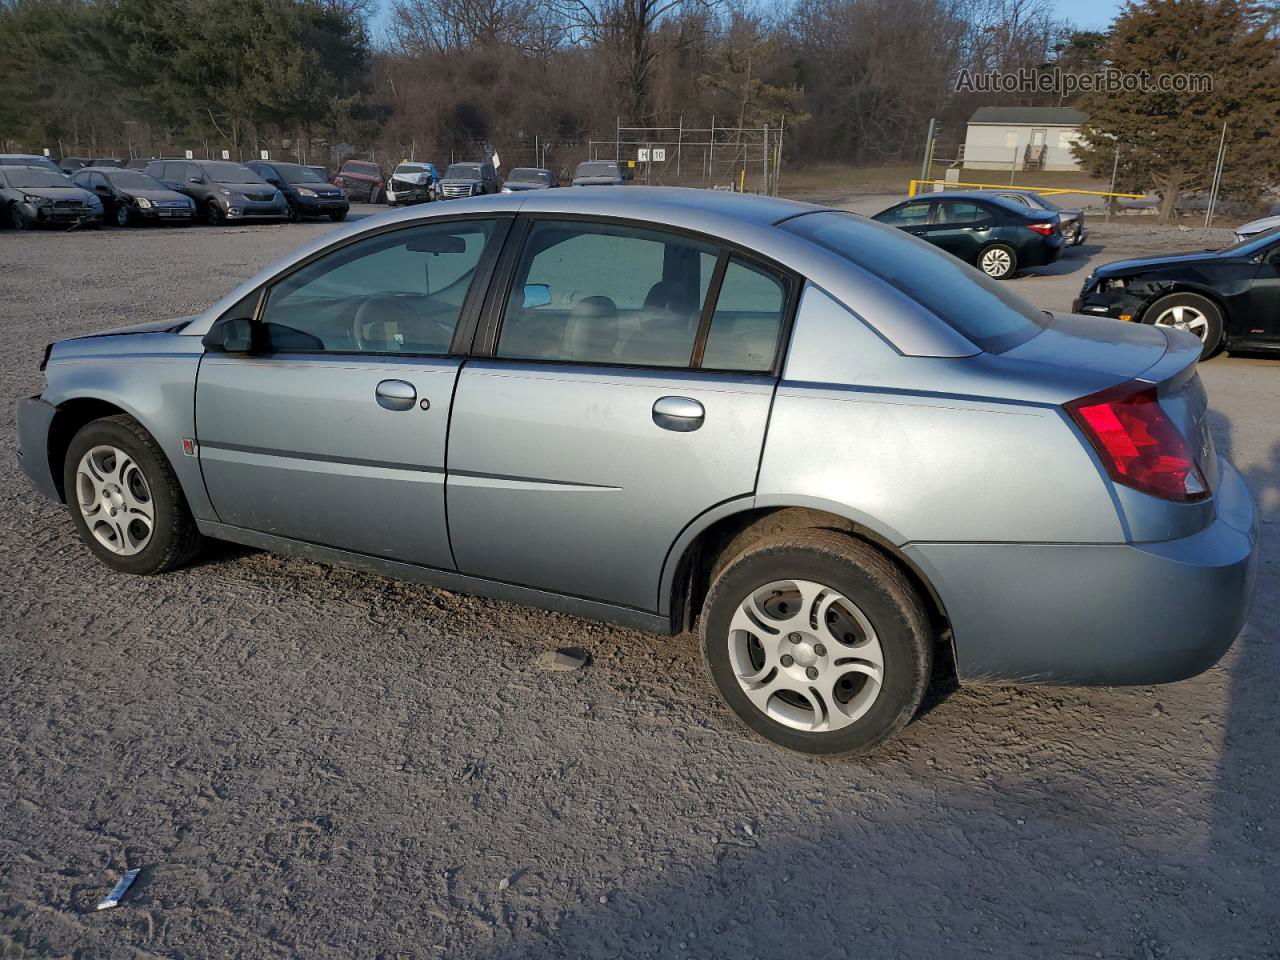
[907,178,1146,200]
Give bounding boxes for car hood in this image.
[218,181,277,194]
[1093,250,1224,277]
[73,316,195,340]
[1236,214,1280,236]
[572,176,623,186]
[129,187,191,203]
[18,186,95,202]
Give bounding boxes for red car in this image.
[332,160,384,203]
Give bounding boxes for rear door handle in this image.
[375,379,416,411]
[653,396,704,432]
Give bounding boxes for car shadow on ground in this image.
[1016,247,1094,279]
[465,412,1279,959]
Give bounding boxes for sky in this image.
[367,0,1127,45]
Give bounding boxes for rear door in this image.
[928,199,996,262]
[196,216,506,567]
[445,217,794,610]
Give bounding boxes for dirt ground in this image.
[1,202,1277,959]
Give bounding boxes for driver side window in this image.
[259,219,495,354]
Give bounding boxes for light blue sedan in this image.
[15,188,1258,754]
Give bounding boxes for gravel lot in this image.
[2,205,1277,959]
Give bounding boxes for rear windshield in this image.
[781,211,1049,353]
[510,168,552,183]
[5,168,73,188]
[576,162,618,177]
[447,163,481,177]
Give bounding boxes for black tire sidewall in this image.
[62,418,189,575]
[700,539,930,756]
[1146,292,1224,359]
[979,243,1016,279]
[115,203,131,227]
[205,201,222,226]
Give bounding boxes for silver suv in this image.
[15,189,1258,755]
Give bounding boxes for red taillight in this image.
[1028,222,1056,236]
[1066,382,1207,502]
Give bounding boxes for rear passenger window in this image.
[701,258,786,372]
[497,220,718,367]
[935,201,986,224]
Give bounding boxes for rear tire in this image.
[699,532,931,756]
[1146,292,1224,360]
[977,243,1017,279]
[62,415,203,575]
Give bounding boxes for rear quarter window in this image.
[780,211,1048,354]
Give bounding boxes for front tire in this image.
[62,415,203,575]
[1146,292,1224,360]
[285,200,299,223]
[114,203,133,227]
[699,532,931,756]
[978,243,1017,279]
[11,204,31,230]
[204,201,224,226]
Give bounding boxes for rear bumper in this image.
[905,457,1258,685]
[16,396,61,502]
[1022,236,1064,267]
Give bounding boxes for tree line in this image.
[1,0,1277,214]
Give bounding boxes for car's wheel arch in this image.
[1136,283,1229,324]
[661,500,955,679]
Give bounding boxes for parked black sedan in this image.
[871,192,1064,279]
[246,160,349,221]
[0,166,102,229]
[71,167,195,226]
[1073,229,1280,359]
[501,167,559,192]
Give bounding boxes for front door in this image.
[1245,239,1280,342]
[196,216,504,568]
[445,218,792,610]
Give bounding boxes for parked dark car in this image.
[871,192,1064,279]
[501,167,558,192]
[572,160,624,187]
[385,162,440,206]
[0,154,63,174]
[0,166,102,229]
[71,167,195,226]
[145,159,287,225]
[332,159,384,202]
[1074,228,1280,359]
[246,160,349,222]
[437,161,500,199]
[60,157,122,173]
[968,189,1088,246]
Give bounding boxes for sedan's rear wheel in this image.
[700,532,931,755]
[978,243,1017,279]
[1147,292,1224,360]
[63,415,202,575]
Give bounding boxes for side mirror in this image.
[189,176,203,184]
[523,283,551,309]
[202,315,256,353]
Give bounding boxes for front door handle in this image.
[375,379,416,411]
[653,396,704,432]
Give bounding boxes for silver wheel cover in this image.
[75,445,154,556]
[980,247,1012,276]
[727,579,884,733]
[1153,303,1210,342]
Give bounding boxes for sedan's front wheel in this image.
[978,243,1017,280]
[700,532,931,755]
[63,415,203,575]
[114,203,132,227]
[1147,292,1224,360]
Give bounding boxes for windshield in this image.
[395,164,428,175]
[105,171,165,190]
[447,163,481,178]
[279,165,326,183]
[576,162,618,177]
[202,161,264,183]
[781,211,1049,353]
[1,156,60,172]
[510,168,552,183]
[6,169,74,188]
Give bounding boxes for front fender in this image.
[43,332,214,521]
